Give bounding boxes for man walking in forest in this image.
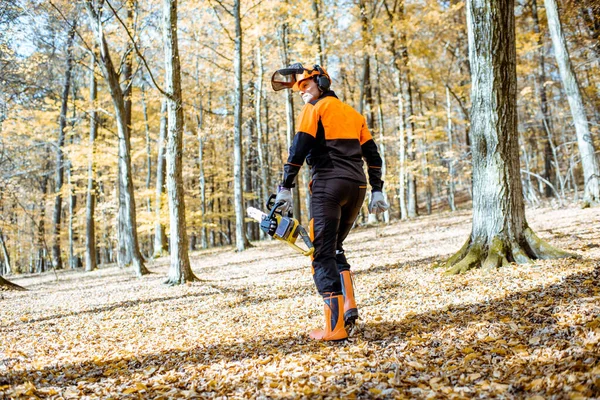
[271,64,388,341]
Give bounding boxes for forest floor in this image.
[1,206,599,399]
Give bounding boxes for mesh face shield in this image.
[271,63,308,91]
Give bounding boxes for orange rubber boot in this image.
[340,270,358,326]
[309,294,348,341]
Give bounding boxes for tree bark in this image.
[312,0,325,66]
[51,20,76,270]
[385,0,418,217]
[445,0,575,274]
[545,0,600,204]
[85,50,98,272]
[446,86,457,211]
[233,0,246,252]
[255,45,269,229]
[153,99,168,257]
[117,0,136,267]
[85,0,148,276]
[141,83,153,214]
[531,0,556,198]
[163,0,197,285]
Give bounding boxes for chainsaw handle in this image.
[266,194,292,217]
[266,194,278,211]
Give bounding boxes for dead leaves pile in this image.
[1,206,599,398]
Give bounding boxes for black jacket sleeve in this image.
[361,139,384,192]
[282,131,315,188]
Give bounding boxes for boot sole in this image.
[344,309,358,327]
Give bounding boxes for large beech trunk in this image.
[163,0,197,285]
[445,0,575,274]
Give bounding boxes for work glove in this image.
[275,186,293,215]
[368,191,389,214]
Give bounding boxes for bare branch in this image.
[103,0,170,99]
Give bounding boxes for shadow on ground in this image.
[2,265,598,397]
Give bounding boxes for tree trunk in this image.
[545,0,600,204]
[85,1,148,276]
[312,0,325,66]
[255,45,269,228]
[51,20,76,270]
[0,230,11,274]
[117,0,136,267]
[531,0,556,199]
[163,0,197,285]
[85,51,98,272]
[153,99,168,257]
[374,56,390,223]
[233,0,246,252]
[446,86,457,211]
[397,88,408,220]
[385,0,418,217]
[445,0,575,275]
[141,84,153,214]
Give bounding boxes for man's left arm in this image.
[359,122,384,192]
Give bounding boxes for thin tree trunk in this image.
[385,0,418,217]
[163,0,196,284]
[446,86,457,211]
[397,88,408,220]
[141,84,153,214]
[85,51,98,272]
[312,0,325,66]
[0,230,11,274]
[51,20,76,270]
[374,56,390,223]
[153,99,168,257]
[545,0,600,204]
[279,23,301,220]
[255,46,269,228]
[531,0,556,198]
[233,0,246,251]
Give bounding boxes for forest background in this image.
[0,0,599,281]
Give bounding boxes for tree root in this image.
[482,237,510,271]
[444,228,578,275]
[444,242,482,275]
[523,227,579,259]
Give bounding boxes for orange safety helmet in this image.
[271,63,331,92]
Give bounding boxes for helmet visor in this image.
[271,63,309,91]
[271,70,296,91]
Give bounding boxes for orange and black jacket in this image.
[282,91,383,191]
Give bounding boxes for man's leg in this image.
[337,184,366,325]
[308,179,347,340]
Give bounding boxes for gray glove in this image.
[275,186,293,214]
[368,191,389,214]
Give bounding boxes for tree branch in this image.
[103,0,170,99]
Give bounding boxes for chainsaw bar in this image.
[246,207,267,223]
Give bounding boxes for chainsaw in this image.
[247,194,314,257]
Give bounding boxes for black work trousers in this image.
[310,178,366,295]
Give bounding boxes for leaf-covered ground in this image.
[1,206,599,399]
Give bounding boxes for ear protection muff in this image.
[313,65,331,92]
